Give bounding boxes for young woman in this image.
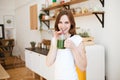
[46,9,87,80]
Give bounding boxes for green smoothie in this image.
[57,39,65,49]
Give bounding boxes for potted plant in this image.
[30,41,36,49]
[78,30,94,45]
[78,31,90,38]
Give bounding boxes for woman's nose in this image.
[61,23,65,28]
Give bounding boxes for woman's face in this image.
[58,15,71,34]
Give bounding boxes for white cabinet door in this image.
[30,52,41,74]
[25,50,32,69]
[25,50,41,74]
[38,54,54,80]
[25,50,54,80]
[86,45,105,80]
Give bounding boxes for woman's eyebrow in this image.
[59,21,62,23]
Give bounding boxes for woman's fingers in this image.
[64,39,74,49]
[53,31,62,39]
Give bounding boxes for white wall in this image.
[0,0,15,39]
[0,0,15,24]
[102,0,120,80]
[1,0,120,80]
[14,0,44,59]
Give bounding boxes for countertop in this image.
[25,47,49,56]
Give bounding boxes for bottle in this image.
[57,31,65,49]
[52,0,57,6]
[52,0,56,2]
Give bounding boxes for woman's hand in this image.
[64,39,75,49]
[53,31,62,39]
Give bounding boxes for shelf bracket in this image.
[44,10,49,15]
[42,21,50,29]
[94,13,104,28]
[99,0,104,7]
[63,5,70,9]
[41,10,50,28]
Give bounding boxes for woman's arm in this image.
[46,37,57,66]
[46,31,62,66]
[65,39,87,71]
[72,42,87,71]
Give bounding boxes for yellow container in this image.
[76,66,86,80]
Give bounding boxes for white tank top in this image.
[54,35,82,80]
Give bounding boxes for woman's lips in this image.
[62,28,68,33]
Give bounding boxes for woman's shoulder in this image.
[71,35,82,40]
[70,35,83,46]
[74,34,81,37]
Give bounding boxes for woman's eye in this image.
[65,21,69,24]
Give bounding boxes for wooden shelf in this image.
[41,12,92,21]
[74,12,93,17]
[40,0,104,28]
[92,11,104,14]
[41,11,104,21]
[42,0,87,11]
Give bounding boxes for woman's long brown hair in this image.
[54,9,76,35]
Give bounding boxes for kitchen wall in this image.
[0,0,120,80]
[102,0,120,80]
[0,0,15,24]
[14,0,43,58]
[0,0,16,39]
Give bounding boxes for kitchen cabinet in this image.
[25,50,32,69]
[41,0,104,28]
[86,45,105,80]
[25,49,54,80]
[25,44,105,80]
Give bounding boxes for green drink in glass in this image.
[57,39,65,49]
[57,32,65,49]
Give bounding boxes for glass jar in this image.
[57,33,65,49]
